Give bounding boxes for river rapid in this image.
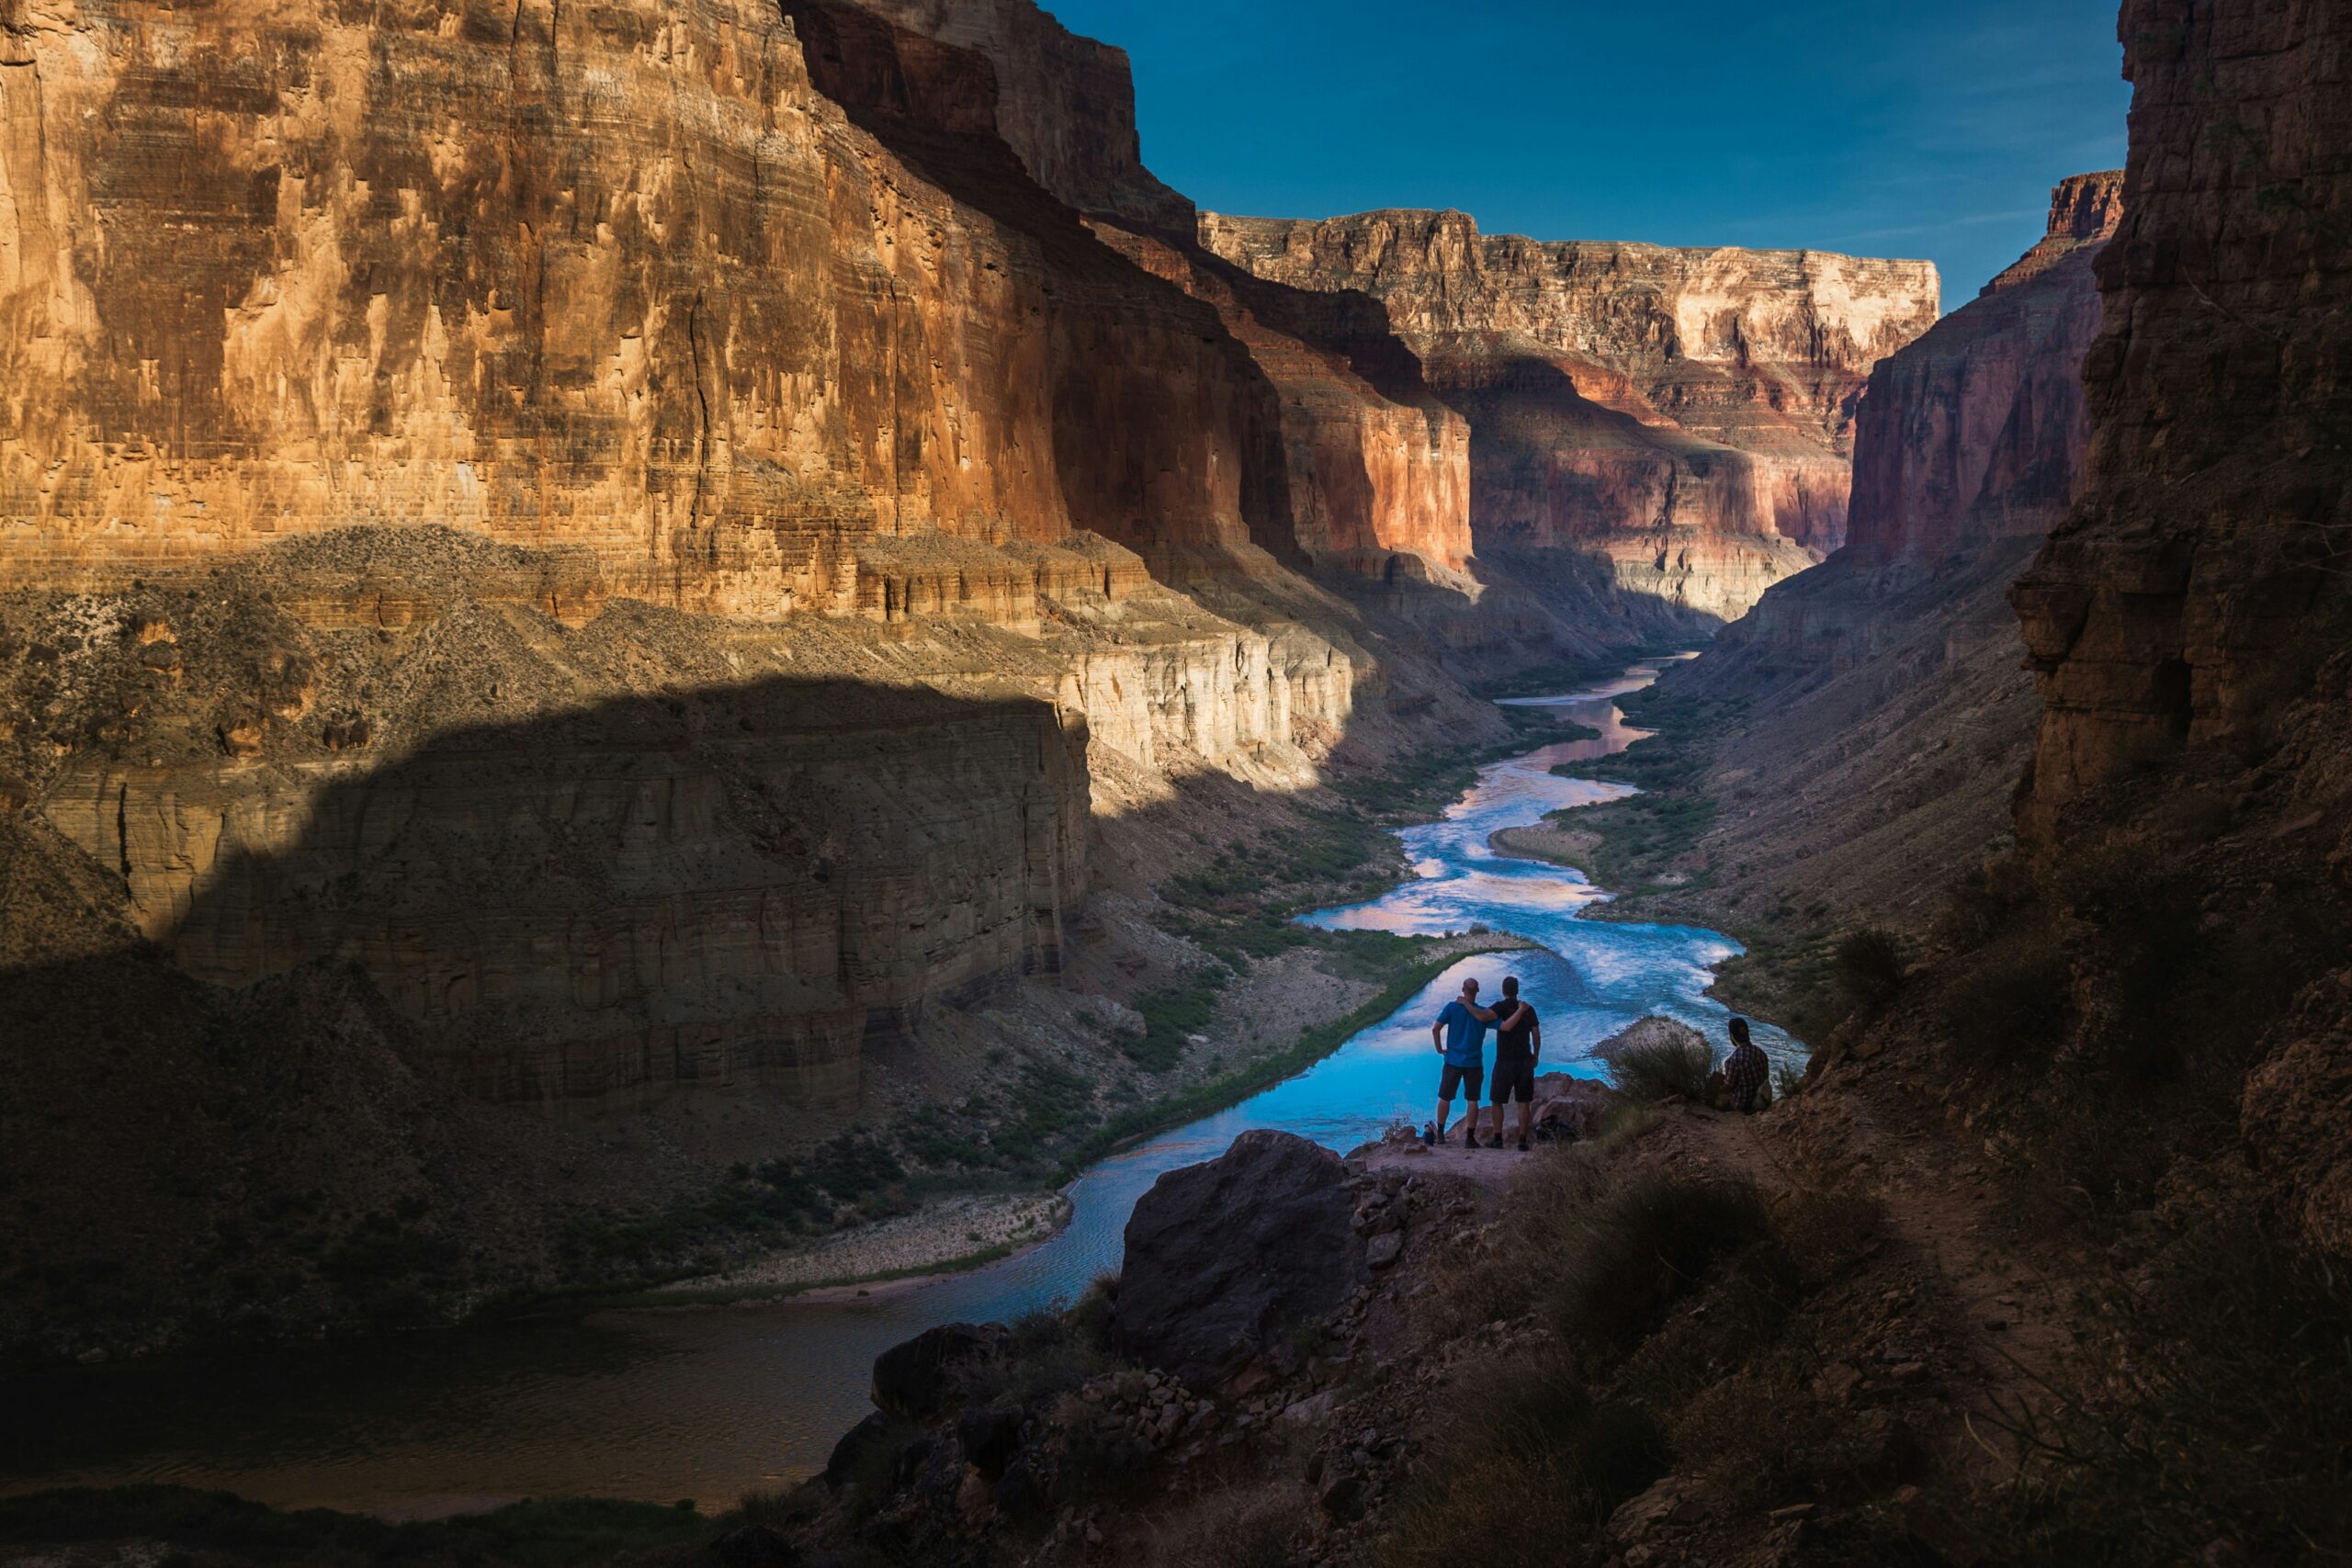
[2,659,1802,1517]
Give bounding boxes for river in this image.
[1,659,1801,1517]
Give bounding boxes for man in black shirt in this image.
[1485,976,1542,1151]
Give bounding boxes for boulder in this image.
[822,1410,894,1491]
[956,1404,1024,1476]
[1113,1129,1366,1384]
[871,1322,1005,1420]
[1528,1074,1614,1140]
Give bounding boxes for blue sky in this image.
[1042,0,2130,308]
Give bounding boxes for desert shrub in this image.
[1049,1416,1151,1510]
[952,1304,1117,1410]
[1831,927,1907,1010]
[1066,1271,1118,1350]
[1936,931,2073,1072]
[1144,1487,1296,1568]
[1377,1362,1668,1568]
[1124,974,1226,1071]
[1934,854,2040,949]
[1670,1367,1850,1504]
[1607,1035,1715,1101]
[1772,1060,1807,1101]
[1553,1174,1793,1353]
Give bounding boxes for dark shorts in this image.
[1488,1051,1535,1104]
[1439,1060,1484,1100]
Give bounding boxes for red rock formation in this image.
[0,0,1300,602]
[1844,173,2121,573]
[2011,1,2350,843]
[1089,224,1473,577]
[1200,210,1942,620]
[836,0,1482,591]
[841,0,1193,233]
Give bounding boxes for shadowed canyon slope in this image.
[1653,173,2121,929]
[1201,209,1942,621]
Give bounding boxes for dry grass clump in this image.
[1141,1487,1297,1568]
[1983,1217,2352,1564]
[1378,1362,1668,1568]
[1553,1172,1792,1354]
[1831,927,1908,1010]
[1607,1035,1716,1101]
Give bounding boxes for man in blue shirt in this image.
[1429,977,1498,1147]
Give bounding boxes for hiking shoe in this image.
[1463,1132,1479,1149]
[1517,1138,1531,1152]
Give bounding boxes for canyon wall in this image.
[1649,174,2120,930]
[824,0,1484,594]
[1201,209,1943,621]
[0,0,1301,604]
[2011,0,2352,844]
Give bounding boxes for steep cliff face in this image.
[828,0,1489,598]
[1640,175,2118,931]
[1200,209,1942,620]
[837,0,1193,233]
[1843,172,2121,575]
[2012,2,2352,843]
[2002,0,2352,1264]
[0,0,1305,603]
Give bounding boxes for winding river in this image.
[1,660,1801,1517]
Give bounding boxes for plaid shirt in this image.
[1724,1042,1770,1111]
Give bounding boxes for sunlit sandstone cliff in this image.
[1200,209,1943,621]
[0,0,1296,603]
[1649,175,2121,930]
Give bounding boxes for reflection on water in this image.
[1,659,1801,1515]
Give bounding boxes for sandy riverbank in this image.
[630,1190,1071,1305]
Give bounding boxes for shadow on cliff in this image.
[781,0,1305,573]
[0,668,1101,1357]
[94,675,1089,1104]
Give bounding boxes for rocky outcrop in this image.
[2012,3,2350,842]
[838,0,1192,233]
[1114,1129,1366,1385]
[1201,210,1942,620]
[1089,225,1474,581]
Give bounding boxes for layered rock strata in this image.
[1201,210,1942,621]
[0,0,1297,602]
[6,525,1376,1105]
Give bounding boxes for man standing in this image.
[1429,977,1494,1146]
[1485,976,1542,1151]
